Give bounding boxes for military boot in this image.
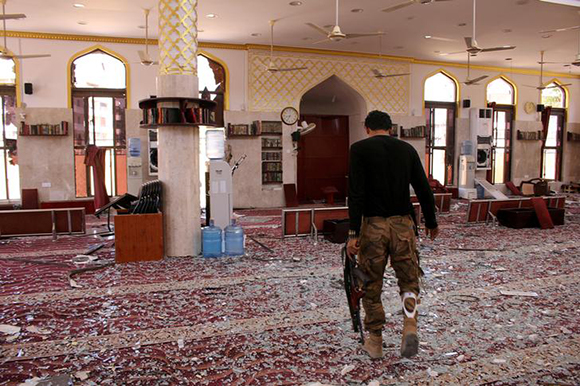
[400,292,419,358]
[362,332,383,359]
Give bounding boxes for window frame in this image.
[541,108,565,181]
[486,105,513,184]
[71,49,128,198]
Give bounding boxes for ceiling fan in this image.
[137,9,158,66]
[539,12,580,67]
[371,35,410,78]
[306,0,384,43]
[463,53,488,85]
[382,0,453,13]
[0,0,49,59]
[441,0,515,57]
[524,51,572,90]
[265,20,307,72]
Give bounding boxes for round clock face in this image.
[281,107,299,125]
[524,102,535,114]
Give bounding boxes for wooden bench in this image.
[0,208,86,238]
[282,203,422,239]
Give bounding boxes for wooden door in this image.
[297,115,349,203]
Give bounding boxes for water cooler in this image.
[127,137,143,196]
[207,130,233,231]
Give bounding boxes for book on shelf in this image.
[20,121,69,136]
[262,162,283,172]
[262,137,282,148]
[258,120,283,134]
[262,171,283,183]
[517,130,543,140]
[262,151,282,161]
[228,123,260,136]
[400,125,425,138]
[141,104,216,126]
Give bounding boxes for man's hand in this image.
[347,237,360,257]
[425,226,439,241]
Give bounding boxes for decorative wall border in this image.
[1,30,578,79]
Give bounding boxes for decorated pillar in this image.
[157,0,200,257]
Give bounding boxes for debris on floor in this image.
[1,196,579,385]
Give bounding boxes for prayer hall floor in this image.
[1,196,579,385]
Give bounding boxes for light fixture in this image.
[395,45,404,49]
[542,34,553,38]
[251,33,261,37]
[198,29,205,33]
[77,21,88,25]
[505,57,513,61]
[502,28,512,33]
[73,3,85,8]
[458,22,467,27]
[206,13,218,18]
[424,35,432,39]
[351,8,364,13]
[540,0,580,6]
[289,1,302,6]
[138,25,146,29]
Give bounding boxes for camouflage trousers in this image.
[358,215,420,334]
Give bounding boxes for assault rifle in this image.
[342,246,370,344]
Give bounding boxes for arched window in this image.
[486,77,515,184]
[197,53,226,209]
[487,77,514,105]
[0,57,18,200]
[198,53,225,126]
[540,82,567,180]
[424,72,457,103]
[71,48,127,198]
[541,82,565,108]
[424,71,458,186]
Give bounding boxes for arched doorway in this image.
[298,75,366,203]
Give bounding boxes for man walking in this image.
[347,110,439,359]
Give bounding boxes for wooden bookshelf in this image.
[567,132,580,142]
[19,121,69,136]
[139,97,217,128]
[400,125,426,139]
[227,122,260,137]
[517,130,543,141]
[261,122,283,185]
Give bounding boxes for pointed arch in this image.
[485,75,517,105]
[422,68,460,114]
[67,44,130,108]
[541,78,569,109]
[198,50,230,110]
[296,72,368,112]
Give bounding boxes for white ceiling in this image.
[4,0,580,73]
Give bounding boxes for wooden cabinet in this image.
[114,213,163,263]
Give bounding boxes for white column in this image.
[157,0,201,257]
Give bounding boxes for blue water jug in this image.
[224,219,244,256]
[202,219,222,258]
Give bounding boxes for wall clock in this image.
[524,102,535,114]
[281,106,299,125]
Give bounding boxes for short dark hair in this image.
[364,110,392,131]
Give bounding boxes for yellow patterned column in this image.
[157,0,201,258]
[158,0,198,75]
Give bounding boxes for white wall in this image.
[8,35,580,207]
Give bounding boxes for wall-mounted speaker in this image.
[537,104,545,112]
[462,99,471,108]
[24,83,33,95]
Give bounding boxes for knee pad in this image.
[401,292,418,319]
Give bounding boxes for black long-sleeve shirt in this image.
[348,135,437,235]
